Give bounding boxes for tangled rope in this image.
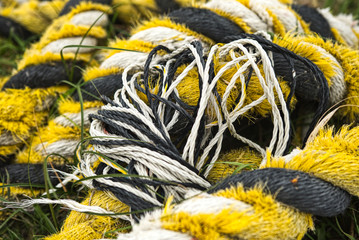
[0,0,359,239]
[0,0,210,201]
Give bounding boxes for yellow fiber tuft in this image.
[264,126,359,197]
[0,87,63,137]
[66,2,113,18]
[354,29,359,42]
[83,67,121,82]
[331,28,348,46]
[267,9,286,36]
[235,0,250,8]
[45,191,130,240]
[36,23,106,49]
[58,99,103,114]
[16,119,84,164]
[0,1,55,34]
[162,185,313,240]
[273,34,338,87]
[37,0,65,20]
[0,144,20,157]
[106,39,157,58]
[112,0,156,24]
[207,147,262,183]
[30,120,82,145]
[278,0,293,4]
[174,60,296,120]
[0,183,44,198]
[17,51,93,71]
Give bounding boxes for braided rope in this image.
[0,0,65,38]
[76,38,357,239]
[1,0,359,239]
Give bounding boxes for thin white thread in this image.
[3,198,130,221]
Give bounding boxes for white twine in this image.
[84,39,291,209]
[173,39,290,173]
[78,151,163,206]
[3,198,130,222]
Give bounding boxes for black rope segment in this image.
[209,168,351,217]
[0,16,33,39]
[93,177,161,212]
[0,164,70,186]
[59,0,112,16]
[155,47,202,147]
[87,46,217,208]
[89,138,200,175]
[272,52,321,102]
[168,7,245,43]
[72,74,124,101]
[292,4,335,40]
[0,154,15,168]
[2,61,85,90]
[94,161,206,196]
[224,33,330,145]
[155,0,180,13]
[139,45,191,160]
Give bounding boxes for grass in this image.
[323,0,359,17]
[0,0,359,239]
[0,34,37,77]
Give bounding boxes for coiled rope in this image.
[1,0,359,239]
[0,0,210,198]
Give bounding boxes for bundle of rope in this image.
[0,0,207,198]
[1,0,359,239]
[67,0,358,153]
[0,0,113,199]
[40,36,359,239]
[0,0,66,39]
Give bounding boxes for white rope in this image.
[164,40,290,174]
[130,26,201,51]
[249,0,304,33]
[303,42,345,104]
[78,152,163,206]
[54,108,99,127]
[205,0,268,32]
[3,198,130,221]
[88,39,291,192]
[70,10,109,27]
[319,8,359,48]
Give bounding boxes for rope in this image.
[1,0,359,239]
[0,0,65,38]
